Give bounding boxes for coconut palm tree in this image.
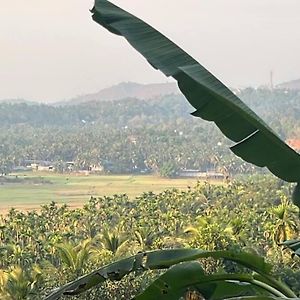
[100,228,128,256]
[55,239,92,275]
[268,198,298,244]
[1,266,42,300]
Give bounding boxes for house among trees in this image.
[177,169,206,178]
[286,139,300,152]
[12,166,30,172]
[177,169,225,179]
[37,165,54,172]
[128,135,137,145]
[88,164,104,173]
[30,162,54,172]
[66,162,75,171]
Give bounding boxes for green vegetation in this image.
[1,0,300,298]
[0,173,198,212]
[0,178,299,299]
[48,0,300,298]
[1,89,300,177]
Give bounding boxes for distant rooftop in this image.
[286,139,300,151]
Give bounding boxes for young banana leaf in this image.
[91,0,300,207]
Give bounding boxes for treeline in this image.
[0,95,190,127]
[1,88,300,175]
[0,123,234,174]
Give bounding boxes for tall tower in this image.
[270,70,274,90]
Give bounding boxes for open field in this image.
[0,172,219,213]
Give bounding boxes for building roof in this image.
[286,139,300,151]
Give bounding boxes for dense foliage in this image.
[0,177,300,298]
[2,0,300,297]
[1,88,300,176]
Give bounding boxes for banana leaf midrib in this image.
[92,1,275,142]
[91,0,300,183]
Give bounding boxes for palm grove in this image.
[1,88,300,177]
[1,0,300,299]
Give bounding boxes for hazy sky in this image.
[1,0,300,102]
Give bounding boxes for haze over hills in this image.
[1,78,300,106]
[276,78,300,91]
[0,98,36,105]
[56,82,180,106]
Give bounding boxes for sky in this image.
[1,0,300,103]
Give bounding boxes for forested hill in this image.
[1,87,300,175]
[57,81,179,105]
[1,88,300,135]
[0,94,191,127]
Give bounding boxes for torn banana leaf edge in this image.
[45,248,277,299]
[91,0,300,187]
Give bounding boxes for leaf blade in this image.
[91,0,300,183]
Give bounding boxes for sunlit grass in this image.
[0,172,221,213]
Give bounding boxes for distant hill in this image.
[276,79,300,91]
[57,82,179,105]
[0,98,35,105]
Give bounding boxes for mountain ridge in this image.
[1,78,300,105]
[55,81,180,106]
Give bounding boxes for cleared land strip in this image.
[0,173,222,213]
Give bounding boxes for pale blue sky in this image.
[1,0,300,102]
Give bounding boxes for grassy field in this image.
[0,172,206,213]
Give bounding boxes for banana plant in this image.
[45,248,297,299]
[91,0,300,209]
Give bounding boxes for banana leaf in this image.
[45,248,275,299]
[222,297,300,300]
[134,262,275,300]
[280,239,300,257]
[91,0,300,187]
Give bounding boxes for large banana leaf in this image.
[45,248,278,299]
[135,262,276,299]
[91,0,300,186]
